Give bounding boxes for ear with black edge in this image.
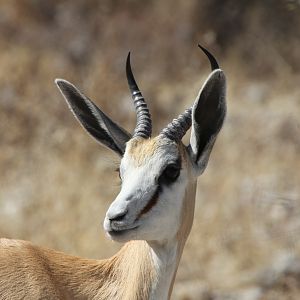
[55,79,131,156]
[188,69,226,174]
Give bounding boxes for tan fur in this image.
[126,137,161,166]
[0,141,198,300]
[0,239,156,300]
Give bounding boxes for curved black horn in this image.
[126,52,152,139]
[160,45,219,141]
[198,44,219,70]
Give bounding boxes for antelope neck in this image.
[148,238,180,300]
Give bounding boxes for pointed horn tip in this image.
[126,52,132,73]
[197,43,206,51]
[197,43,220,70]
[126,51,132,66]
[126,50,140,91]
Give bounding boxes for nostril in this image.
[109,210,128,222]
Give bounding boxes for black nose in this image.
[109,210,128,222]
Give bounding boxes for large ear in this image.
[55,79,131,156]
[188,69,226,174]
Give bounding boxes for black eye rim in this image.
[158,160,181,185]
[164,164,180,178]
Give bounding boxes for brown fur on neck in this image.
[103,241,156,300]
[0,239,156,300]
[0,143,196,300]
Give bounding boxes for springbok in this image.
[0,45,226,299]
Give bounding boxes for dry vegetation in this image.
[0,0,300,299]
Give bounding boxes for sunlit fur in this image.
[0,136,198,300]
[104,136,193,244]
[0,239,155,300]
[0,62,225,298]
[102,136,198,299]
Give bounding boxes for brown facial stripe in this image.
[136,187,160,220]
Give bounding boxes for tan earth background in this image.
[1,1,300,299]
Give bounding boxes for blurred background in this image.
[0,0,300,299]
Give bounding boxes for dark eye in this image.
[159,164,181,185]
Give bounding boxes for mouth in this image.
[106,224,139,237]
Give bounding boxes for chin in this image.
[105,226,140,243]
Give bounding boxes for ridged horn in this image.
[126,52,152,139]
[160,108,193,142]
[160,45,219,141]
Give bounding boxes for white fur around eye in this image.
[3,47,225,300]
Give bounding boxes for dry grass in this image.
[0,1,300,299]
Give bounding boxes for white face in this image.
[56,59,226,246]
[103,136,190,243]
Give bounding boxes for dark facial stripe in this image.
[136,187,160,220]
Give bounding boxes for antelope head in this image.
[55,46,226,245]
